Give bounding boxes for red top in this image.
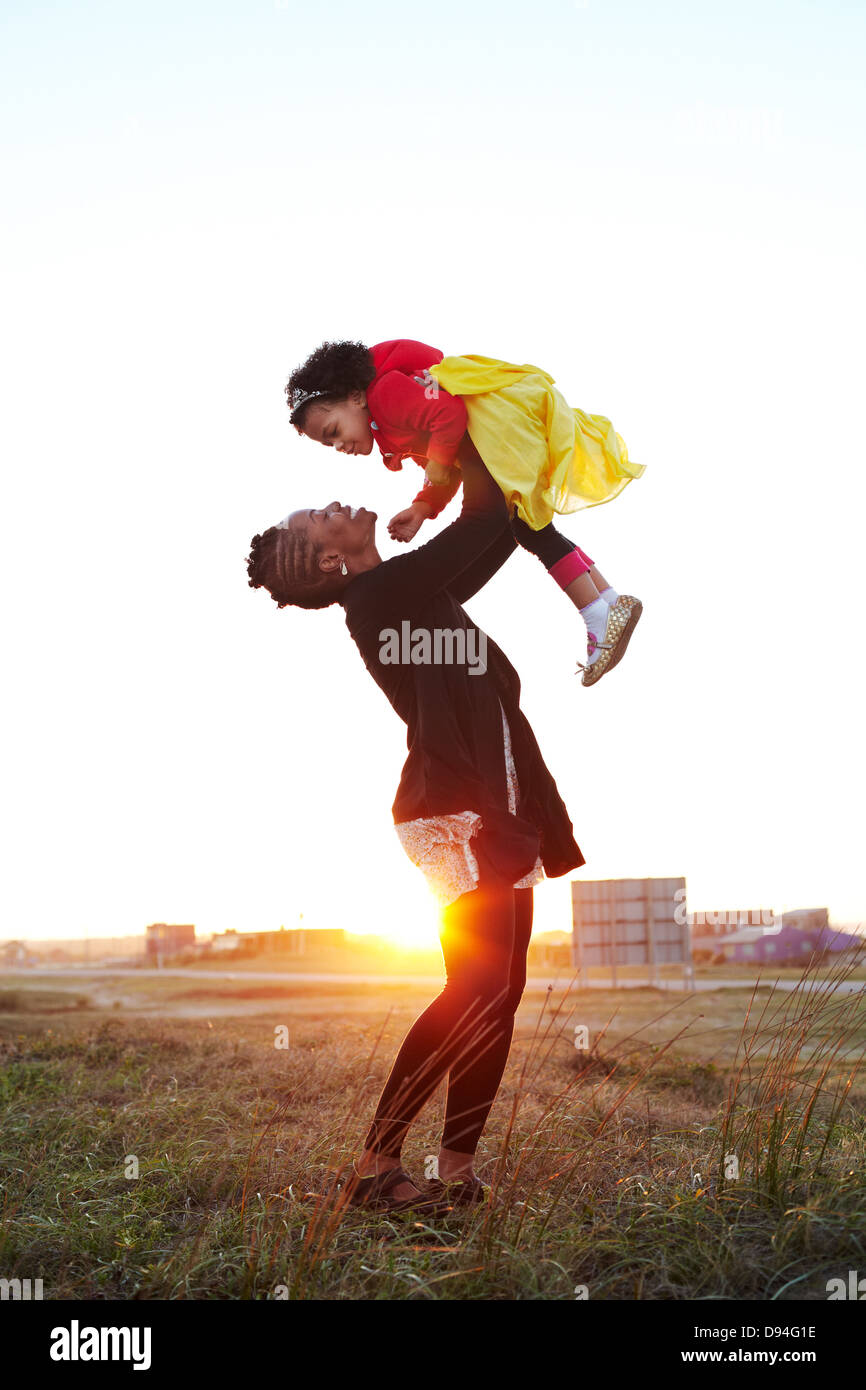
[366,338,465,518]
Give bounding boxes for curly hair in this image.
[246,526,342,612]
[285,340,376,432]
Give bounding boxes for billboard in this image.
[571,877,693,986]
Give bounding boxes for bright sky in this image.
[2,0,864,946]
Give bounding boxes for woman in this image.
[246,435,585,1213]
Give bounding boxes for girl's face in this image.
[302,391,375,456]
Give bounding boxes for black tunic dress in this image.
[340,447,585,887]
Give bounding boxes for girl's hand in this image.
[387,502,429,543]
[425,460,452,487]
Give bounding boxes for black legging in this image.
[510,514,576,568]
[363,844,534,1158]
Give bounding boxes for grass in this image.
[0,952,864,1300]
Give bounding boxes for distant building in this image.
[1,940,36,967]
[689,909,776,960]
[209,927,345,956]
[715,910,861,964]
[780,908,829,933]
[210,930,240,953]
[686,903,863,965]
[527,933,572,969]
[145,923,195,964]
[260,927,345,955]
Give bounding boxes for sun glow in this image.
[334,880,443,951]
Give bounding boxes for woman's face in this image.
[280,501,378,574]
[302,392,375,456]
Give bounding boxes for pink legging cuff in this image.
[548,547,594,590]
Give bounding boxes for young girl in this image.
[285,337,646,686]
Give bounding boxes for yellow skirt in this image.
[427,353,645,530]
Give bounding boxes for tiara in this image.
[292,388,330,409]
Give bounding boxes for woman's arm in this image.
[381,443,510,607]
[445,527,517,605]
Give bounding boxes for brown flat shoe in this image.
[338,1165,454,1215]
[425,1175,491,1206]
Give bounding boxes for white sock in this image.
[599,585,619,606]
[578,596,610,664]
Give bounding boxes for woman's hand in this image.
[387,501,430,543]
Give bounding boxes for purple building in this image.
[717,910,862,964]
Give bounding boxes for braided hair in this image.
[246,526,342,612]
[285,340,376,432]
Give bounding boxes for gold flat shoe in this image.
[578,595,642,687]
[604,595,643,676]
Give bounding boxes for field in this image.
[1,958,864,1301]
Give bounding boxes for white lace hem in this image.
[394,704,545,905]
